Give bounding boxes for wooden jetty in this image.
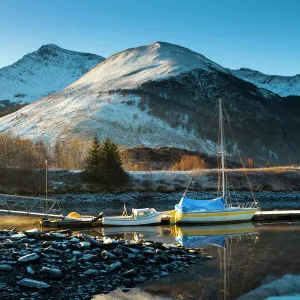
[252,210,300,221]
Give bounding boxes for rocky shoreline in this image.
[0,228,207,299]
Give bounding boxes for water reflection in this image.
[172,223,257,248]
[2,215,300,299]
[93,223,260,300]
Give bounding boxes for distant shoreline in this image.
[1,167,300,196]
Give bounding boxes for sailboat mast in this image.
[219,99,225,200]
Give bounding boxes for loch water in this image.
[1,214,300,299]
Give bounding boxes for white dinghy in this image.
[103,208,162,226]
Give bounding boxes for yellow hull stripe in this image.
[180,210,256,218]
[177,228,256,236]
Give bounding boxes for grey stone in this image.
[18,253,39,263]
[17,278,50,289]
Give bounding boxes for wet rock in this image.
[103,237,118,245]
[42,267,63,278]
[4,240,19,248]
[10,233,26,240]
[101,251,117,260]
[26,266,34,275]
[18,253,39,263]
[17,278,50,289]
[25,229,40,237]
[123,269,137,278]
[81,234,104,247]
[78,242,90,249]
[0,264,12,272]
[107,261,122,273]
[50,233,64,238]
[83,269,100,276]
[114,248,123,257]
[82,254,97,261]
[72,251,82,257]
[122,288,131,292]
[70,237,80,243]
[126,247,140,253]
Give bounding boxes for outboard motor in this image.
[92,212,105,222]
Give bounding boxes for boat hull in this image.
[103,213,162,226]
[39,220,103,228]
[171,209,257,224]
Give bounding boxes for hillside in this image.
[0,42,299,165]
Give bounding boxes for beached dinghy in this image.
[102,208,162,226]
[40,212,103,227]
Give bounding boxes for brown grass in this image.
[171,155,207,171]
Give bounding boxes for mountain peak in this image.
[71,41,228,91]
[0,45,105,104]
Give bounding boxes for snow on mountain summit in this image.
[232,68,300,97]
[0,44,104,104]
[71,41,229,91]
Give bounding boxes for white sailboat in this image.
[171,99,259,224]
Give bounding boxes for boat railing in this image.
[227,202,259,209]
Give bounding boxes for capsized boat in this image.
[39,211,104,227]
[102,208,162,226]
[170,99,259,224]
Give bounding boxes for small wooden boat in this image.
[39,212,103,228]
[102,208,162,226]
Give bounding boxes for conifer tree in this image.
[99,137,127,186]
[85,135,101,180]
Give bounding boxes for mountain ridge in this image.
[1,41,299,165]
[232,67,300,97]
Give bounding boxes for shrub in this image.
[172,155,207,171]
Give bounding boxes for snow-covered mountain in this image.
[0,44,104,104]
[0,42,299,165]
[231,68,300,97]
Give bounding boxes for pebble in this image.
[0,264,13,272]
[18,253,40,263]
[17,278,50,289]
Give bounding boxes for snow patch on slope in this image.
[0,91,217,154]
[0,44,104,104]
[232,68,300,97]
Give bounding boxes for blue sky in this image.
[0,0,299,75]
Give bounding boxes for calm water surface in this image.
[1,216,300,300]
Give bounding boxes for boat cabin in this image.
[132,208,158,218]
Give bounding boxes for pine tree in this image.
[100,137,127,186]
[85,135,102,180]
